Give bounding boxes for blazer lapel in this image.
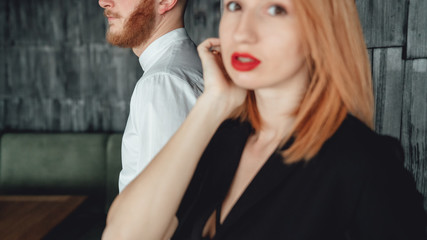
[217,150,303,237]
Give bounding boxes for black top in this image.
[172,115,427,240]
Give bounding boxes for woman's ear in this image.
[158,0,179,15]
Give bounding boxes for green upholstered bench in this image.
[0,133,123,239]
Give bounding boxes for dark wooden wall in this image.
[0,0,426,208]
[356,0,427,210]
[0,0,221,133]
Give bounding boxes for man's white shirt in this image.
[119,28,204,192]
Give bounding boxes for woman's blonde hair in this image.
[232,0,374,163]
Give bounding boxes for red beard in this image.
[105,0,156,48]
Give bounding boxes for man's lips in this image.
[231,53,261,71]
[104,11,120,21]
[106,16,120,24]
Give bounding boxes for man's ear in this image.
[158,0,179,15]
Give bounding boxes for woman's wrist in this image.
[197,91,238,121]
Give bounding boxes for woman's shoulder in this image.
[321,115,427,238]
[316,114,410,194]
[321,114,404,167]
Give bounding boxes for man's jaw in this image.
[104,0,156,50]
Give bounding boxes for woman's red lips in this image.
[231,53,261,71]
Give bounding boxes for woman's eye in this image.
[227,2,241,12]
[267,5,287,16]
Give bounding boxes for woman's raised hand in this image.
[198,38,247,114]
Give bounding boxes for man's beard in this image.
[106,0,156,48]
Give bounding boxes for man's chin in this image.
[106,31,127,47]
[106,28,148,48]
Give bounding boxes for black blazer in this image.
[172,115,427,240]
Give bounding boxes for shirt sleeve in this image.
[119,73,200,192]
[349,136,427,239]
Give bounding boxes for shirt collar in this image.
[139,28,189,72]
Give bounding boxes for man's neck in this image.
[132,18,184,57]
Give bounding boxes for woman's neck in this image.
[253,76,308,143]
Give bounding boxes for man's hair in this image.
[232,0,373,163]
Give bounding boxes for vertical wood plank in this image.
[0,0,8,129]
[28,98,58,131]
[60,0,107,45]
[406,0,427,59]
[7,46,64,99]
[59,44,140,101]
[58,98,86,132]
[4,98,23,130]
[62,0,85,45]
[87,98,113,132]
[59,45,88,100]
[367,48,373,77]
[3,98,59,132]
[0,0,7,45]
[82,0,108,44]
[184,0,221,45]
[401,59,427,208]
[0,99,4,131]
[0,46,6,97]
[355,0,407,48]
[1,97,130,133]
[3,98,57,131]
[87,45,141,102]
[108,48,142,102]
[372,48,405,139]
[9,0,64,46]
[84,99,105,131]
[8,0,106,46]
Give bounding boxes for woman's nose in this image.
[233,13,257,44]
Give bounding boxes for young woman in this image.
[102,0,427,239]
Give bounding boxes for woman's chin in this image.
[228,72,258,89]
[231,77,263,91]
[231,80,257,91]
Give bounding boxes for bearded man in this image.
[99,0,203,192]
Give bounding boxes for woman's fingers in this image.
[197,39,225,78]
[197,38,230,87]
[197,38,221,58]
[197,38,247,111]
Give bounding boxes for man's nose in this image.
[99,0,114,9]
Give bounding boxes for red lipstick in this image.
[231,53,261,71]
